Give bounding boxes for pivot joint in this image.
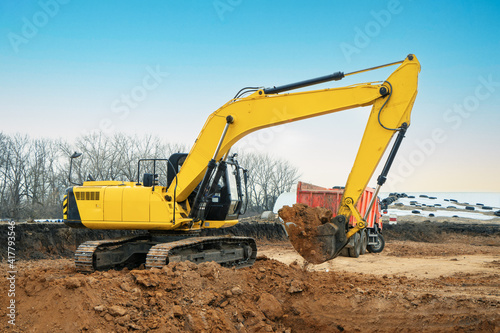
[343,197,367,239]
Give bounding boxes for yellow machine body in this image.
[64,181,237,230]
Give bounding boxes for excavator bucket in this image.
[279,204,342,264]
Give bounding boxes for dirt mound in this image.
[2,254,499,333]
[2,217,499,332]
[278,204,334,264]
[1,259,338,332]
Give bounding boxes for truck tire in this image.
[367,233,385,253]
[348,233,361,258]
[360,230,368,255]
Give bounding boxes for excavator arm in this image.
[169,55,420,218]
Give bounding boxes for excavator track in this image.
[75,235,150,273]
[74,235,257,273]
[145,236,257,269]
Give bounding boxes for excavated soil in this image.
[0,219,499,332]
[278,204,333,264]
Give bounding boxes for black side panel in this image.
[205,185,231,221]
[64,188,85,229]
[143,173,155,187]
[167,153,188,187]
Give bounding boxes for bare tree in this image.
[61,132,189,185]
[0,131,297,219]
[238,153,300,213]
[0,134,30,219]
[26,138,64,218]
[0,133,12,218]
[269,158,300,203]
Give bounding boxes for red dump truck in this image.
[295,181,385,257]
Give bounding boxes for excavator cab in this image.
[136,153,248,223]
[204,155,248,221]
[186,153,248,222]
[142,152,249,222]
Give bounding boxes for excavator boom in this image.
[170,56,419,208]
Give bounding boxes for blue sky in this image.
[1,0,499,191]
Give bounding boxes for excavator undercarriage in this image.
[75,234,257,273]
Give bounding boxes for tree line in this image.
[0,132,299,220]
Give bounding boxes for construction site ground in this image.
[1,219,499,332]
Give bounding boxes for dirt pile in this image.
[278,204,334,264]
[2,251,499,333]
[2,217,500,332]
[1,259,333,332]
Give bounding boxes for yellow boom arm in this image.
[66,55,419,234]
[168,55,420,222]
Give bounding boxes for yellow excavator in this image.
[63,54,420,272]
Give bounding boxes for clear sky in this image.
[1,0,499,192]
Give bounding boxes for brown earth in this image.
[1,232,499,332]
[278,204,334,264]
[1,219,499,332]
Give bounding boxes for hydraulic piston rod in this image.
[189,116,234,220]
[263,57,409,95]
